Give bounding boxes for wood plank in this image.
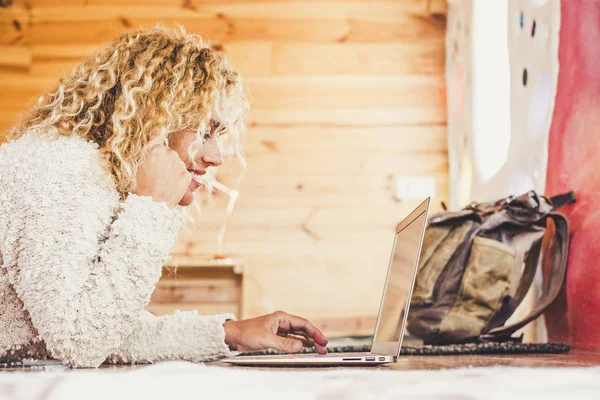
[179,206,428,237]
[152,279,240,303]
[221,42,273,77]
[0,46,31,73]
[181,0,433,20]
[245,76,445,110]
[0,75,56,106]
[31,44,99,60]
[29,8,445,45]
[25,1,437,19]
[28,44,98,77]
[247,107,447,127]
[177,228,403,258]
[271,41,445,76]
[188,174,447,210]
[0,96,41,112]
[243,125,447,154]
[23,40,445,79]
[239,151,447,176]
[177,227,423,256]
[0,6,30,46]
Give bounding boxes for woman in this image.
[0,26,327,368]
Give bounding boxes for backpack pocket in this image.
[438,236,515,337]
[412,221,474,303]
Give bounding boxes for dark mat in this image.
[242,342,570,356]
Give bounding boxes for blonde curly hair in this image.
[7,25,249,197]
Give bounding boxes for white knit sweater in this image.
[0,132,237,368]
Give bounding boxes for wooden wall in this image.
[0,0,448,337]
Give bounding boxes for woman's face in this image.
[169,122,223,206]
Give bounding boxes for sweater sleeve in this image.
[106,310,239,364]
[9,141,234,367]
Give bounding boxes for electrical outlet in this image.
[395,176,436,200]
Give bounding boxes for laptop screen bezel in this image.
[370,197,430,357]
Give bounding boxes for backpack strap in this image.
[549,191,576,210]
[480,213,570,341]
[513,237,543,306]
[490,191,574,316]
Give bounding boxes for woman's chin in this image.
[178,190,197,207]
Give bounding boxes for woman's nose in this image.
[201,138,223,167]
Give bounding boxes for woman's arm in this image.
[8,141,183,368]
[107,310,329,364]
[107,310,237,364]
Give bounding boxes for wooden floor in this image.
[381,351,600,370]
[212,351,600,371]
[2,351,599,373]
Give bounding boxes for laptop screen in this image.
[374,209,427,343]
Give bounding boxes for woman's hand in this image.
[223,311,328,354]
[132,141,191,208]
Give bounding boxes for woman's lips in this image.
[188,169,206,188]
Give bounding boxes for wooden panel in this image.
[0,6,29,46]
[0,75,55,111]
[243,125,447,154]
[151,279,240,304]
[17,0,434,15]
[246,76,445,109]
[0,46,31,73]
[80,0,435,17]
[28,6,444,45]
[234,175,447,207]
[271,41,445,76]
[241,152,447,176]
[246,107,447,127]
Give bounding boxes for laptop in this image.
[222,197,430,366]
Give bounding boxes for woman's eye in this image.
[203,133,211,141]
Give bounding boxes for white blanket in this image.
[1,361,599,400]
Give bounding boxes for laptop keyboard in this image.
[241,345,372,356]
[292,352,370,358]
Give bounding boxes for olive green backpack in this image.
[407,190,574,344]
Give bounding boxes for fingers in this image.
[274,312,328,347]
[278,333,327,354]
[273,312,328,354]
[314,342,328,355]
[278,332,315,348]
[269,334,304,354]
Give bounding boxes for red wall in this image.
[545,1,600,350]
